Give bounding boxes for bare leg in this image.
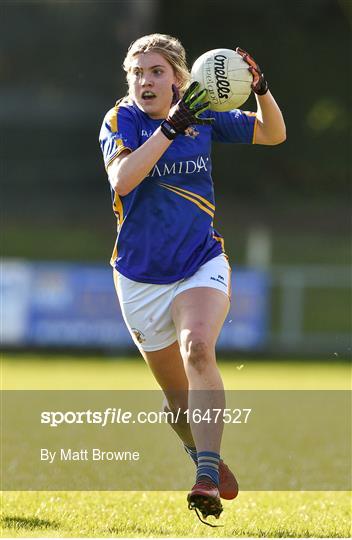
[141,341,195,447]
[139,295,238,502]
[171,287,229,455]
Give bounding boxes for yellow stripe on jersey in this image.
[113,104,123,151]
[159,182,215,213]
[110,240,118,267]
[107,100,132,267]
[159,183,215,218]
[110,190,124,266]
[104,104,132,171]
[105,107,117,132]
[113,190,124,224]
[213,234,225,252]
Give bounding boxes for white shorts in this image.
[113,254,231,352]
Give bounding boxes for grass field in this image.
[1,354,351,538]
[2,491,350,538]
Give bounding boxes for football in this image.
[191,48,253,112]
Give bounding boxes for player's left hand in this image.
[236,47,269,96]
[161,82,214,140]
[176,82,214,126]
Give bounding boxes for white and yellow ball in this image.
[191,48,253,112]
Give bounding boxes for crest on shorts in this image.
[131,328,146,344]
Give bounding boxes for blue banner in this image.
[1,260,268,350]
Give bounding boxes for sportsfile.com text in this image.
[41,408,252,427]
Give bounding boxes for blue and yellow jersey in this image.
[99,99,257,284]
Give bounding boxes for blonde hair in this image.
[123,33,190,94]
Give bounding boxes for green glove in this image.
[161,82,214,140]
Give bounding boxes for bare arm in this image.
[254,91,286,145]
[236,47,286,146]
[107,127,172,196]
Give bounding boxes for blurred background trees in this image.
[1,0,350,264]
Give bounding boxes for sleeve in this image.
[99,103,139,169]
[210,109,258,144]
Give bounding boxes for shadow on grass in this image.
[2,515,60,531]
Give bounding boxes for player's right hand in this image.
[161,82,214,140]
[236,47,269,96]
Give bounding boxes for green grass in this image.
[2,354,350,390]
[1,354,351,538]
[1,491,351,538]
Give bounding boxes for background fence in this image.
[2,259,350,356]
[269,265,351,355]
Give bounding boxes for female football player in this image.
[99,33,285,524]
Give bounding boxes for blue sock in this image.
[196,451,220,486]
[184,444,198,465]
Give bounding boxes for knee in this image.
[181,331,214,373]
